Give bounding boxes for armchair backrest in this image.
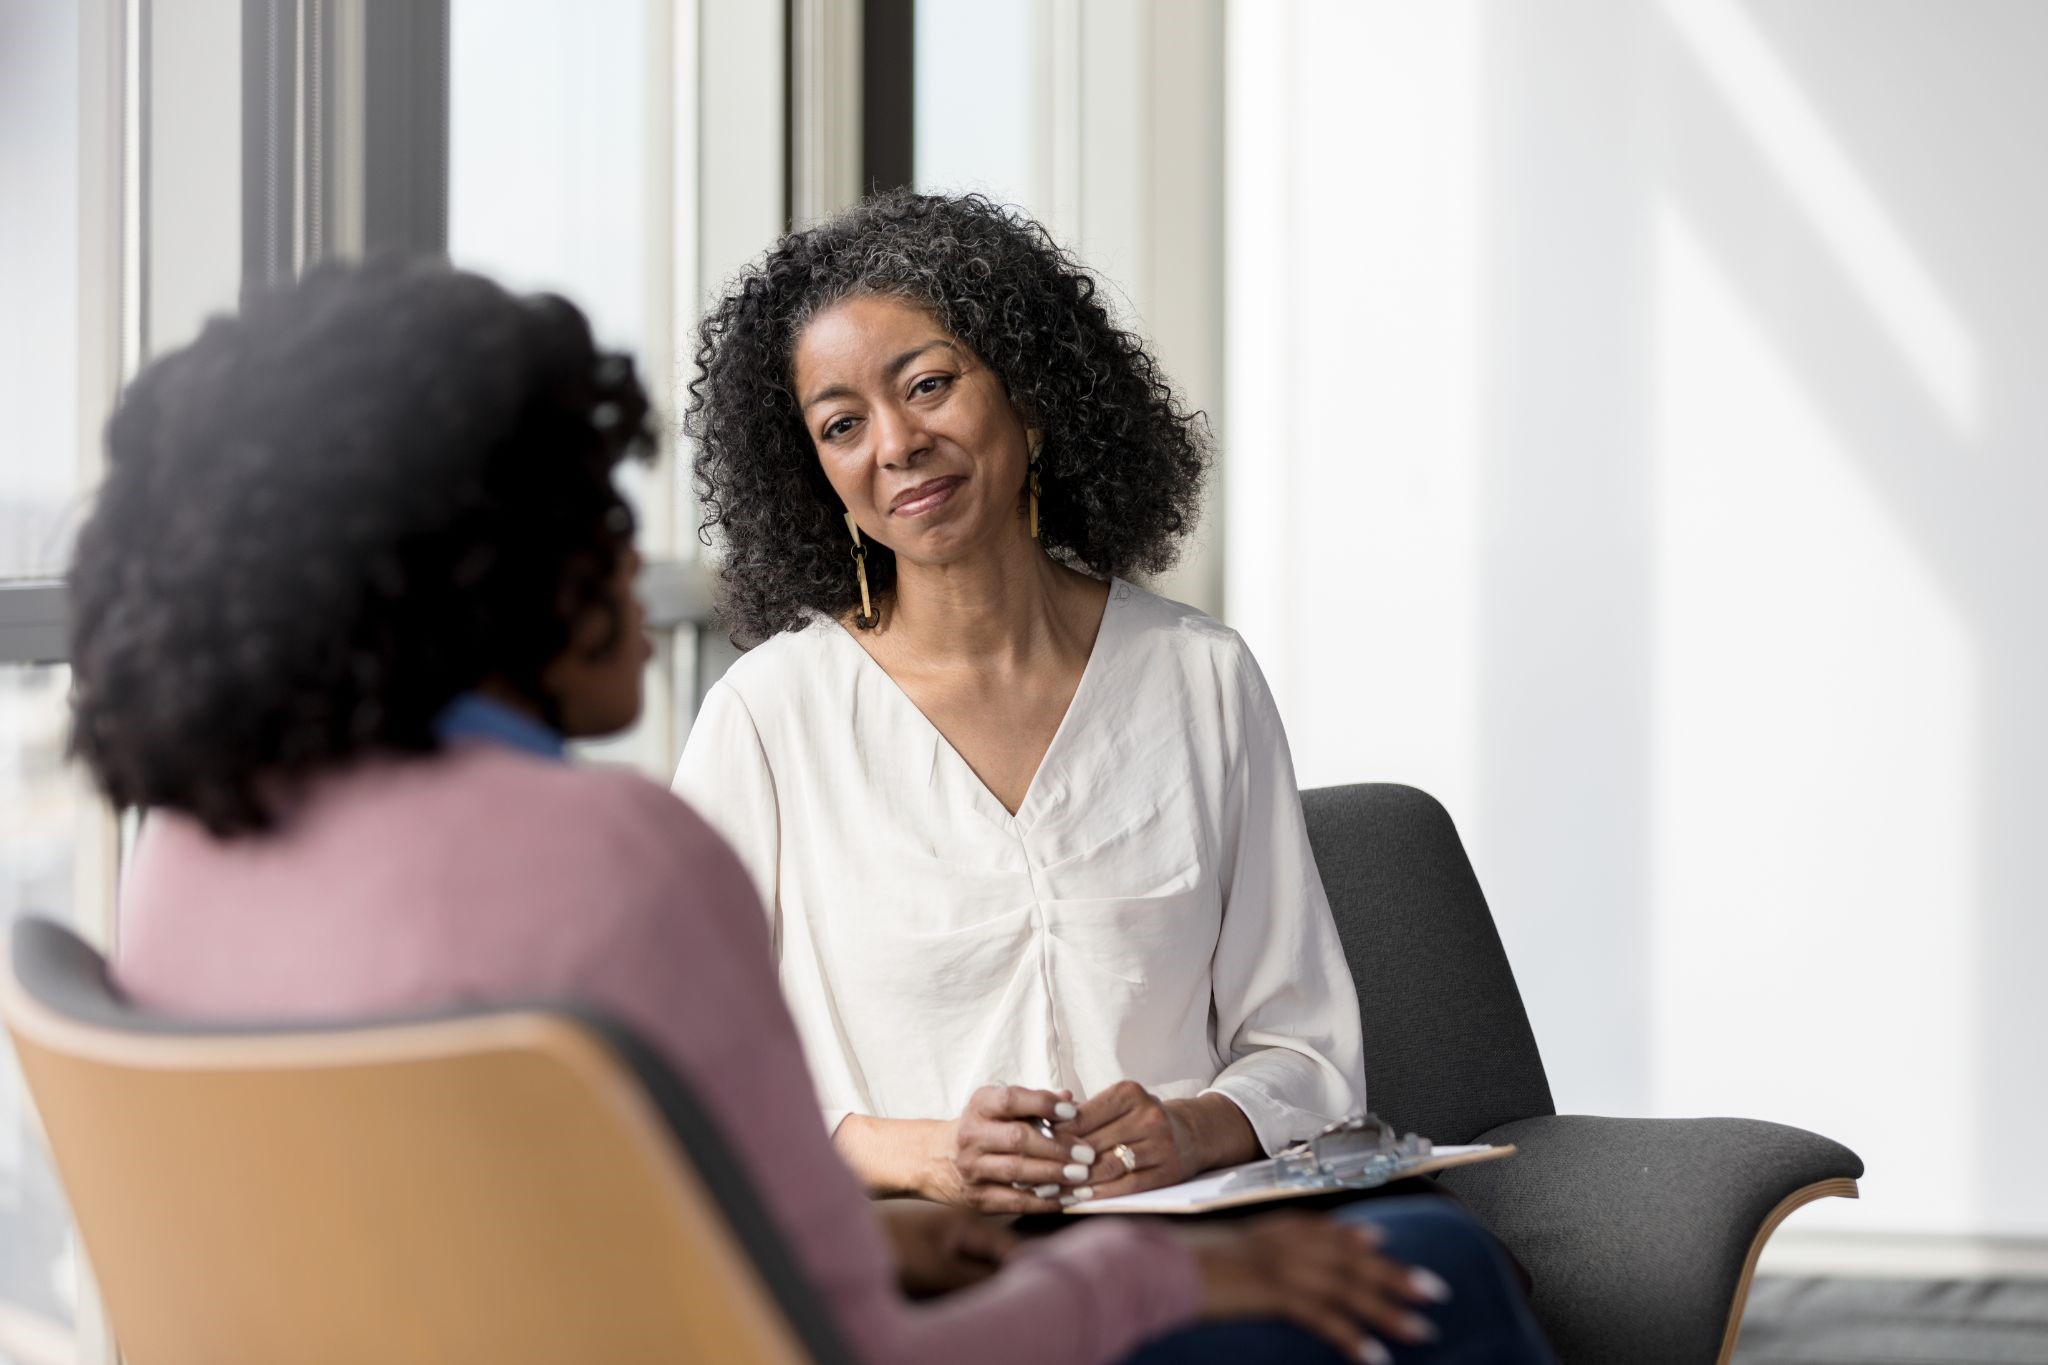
[1,918,855,1365]
[1301,784,1556,1144]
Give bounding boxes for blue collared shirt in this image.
[434,692,566,761]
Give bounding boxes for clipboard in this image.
[1065,1142,1516,1215]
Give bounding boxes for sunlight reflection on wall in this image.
[1224,0,2040,1242]
[1650,202,1975,1233]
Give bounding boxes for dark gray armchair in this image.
[1302,784,1862,1365]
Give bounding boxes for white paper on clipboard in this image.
[1068,1144,1511,1215]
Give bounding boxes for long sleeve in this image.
[1200,643,1370,1154]
[583,789,1202,1365]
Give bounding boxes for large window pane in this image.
[448,0,691,778]
[0,666,81,1362]
[449,0,652,366]
[0,2,84,581]
[914,0,1039,211]
[448,0,656,508]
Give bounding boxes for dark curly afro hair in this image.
[687,191,1210,645]
[67,256,654,836]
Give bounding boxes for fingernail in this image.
[1409,1268,1453,1303]
[1032,1184,1060,1198]
[1071,1186,1094,1200]
[1401,1313,1438,1343]
[1063,1163,1089,1181]
[1059,1194,1079,1207]
[1054,1101,1078,1120]
[1071,1143,1095,1164]
[1358,1339,1392,1365]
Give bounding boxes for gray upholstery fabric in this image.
[1441,1115,1864,1365]
[1302,783,1555,1142]
[1301,785,1866,1364]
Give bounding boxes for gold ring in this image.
[1113,1143,1139,1175]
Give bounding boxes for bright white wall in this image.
[1227,0,2048,1241]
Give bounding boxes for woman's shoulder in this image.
[147,746,757,937]
[702,617,852,713]
[440,748,767,942]
[1110,577,1261,684]
[432,745,735,868]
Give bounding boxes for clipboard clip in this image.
[1271,1113,1434,1188]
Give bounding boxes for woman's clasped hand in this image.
[933,1081,1260,1211]
[1062,1081,1260,1199]
[927,1085,1090,1211]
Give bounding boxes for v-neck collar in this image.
[827,577,1127,827]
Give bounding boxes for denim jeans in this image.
[1119,1197,1555,1364]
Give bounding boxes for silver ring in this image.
[1113,1143,1139,1175]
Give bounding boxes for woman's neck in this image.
[472,677,550,725]
[881,533,1090,673]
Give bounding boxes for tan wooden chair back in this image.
[2,920,839,1365]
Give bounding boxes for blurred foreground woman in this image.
[67,259,1549,1365]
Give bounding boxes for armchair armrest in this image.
[1437,1115,1863,1365]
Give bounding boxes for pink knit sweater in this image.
[116,740,1200,1364]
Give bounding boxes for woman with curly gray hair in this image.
[678,194,1552,1365]
[674,187,1380,1192]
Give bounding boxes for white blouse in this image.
[672,578,1367,1154]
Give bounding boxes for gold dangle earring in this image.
[844,512,876,624]
[1027,429,1044,539]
